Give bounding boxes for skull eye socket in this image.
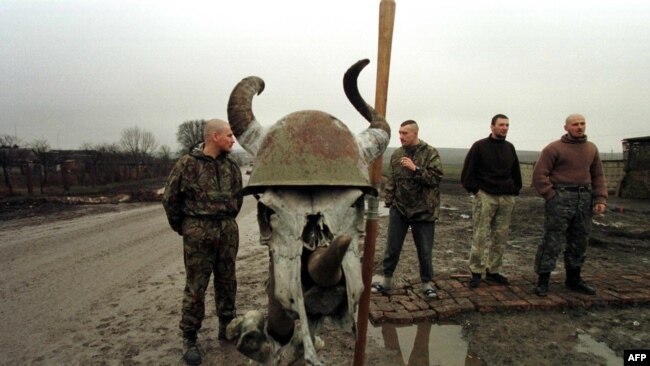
[301,214,333,248]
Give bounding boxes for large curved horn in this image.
[227,76,267,156]
[307,234,351,287]
[344,59,391,162]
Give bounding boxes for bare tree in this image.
[159,145,172,160]
[120,126,159,179]
[30,138,51,193]
[30,138,50,153]
[176,120,206,154]
[0,134,22,148]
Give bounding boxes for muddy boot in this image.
[485,271,509,285]
[182,331,202,365]
[535,272,550,297]
[219,316,234,340]
[565,267,596,295]
[469,273,481,289]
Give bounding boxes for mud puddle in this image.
[576,333,623,365]
[368,322,485,365]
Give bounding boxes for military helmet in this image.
[241,110,375,195]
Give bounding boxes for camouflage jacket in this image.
[162,144,243,234]
[384,140,443,221]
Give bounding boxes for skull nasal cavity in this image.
[301,215,333,248]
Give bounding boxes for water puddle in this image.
[368,322,485,366]
[575,333,623,365]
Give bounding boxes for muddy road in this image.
[1,180,649,365]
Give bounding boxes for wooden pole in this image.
[353,1,395,365]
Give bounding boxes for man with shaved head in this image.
[372,120,444,299]
[532,114,607,297]
[163,119,243,365]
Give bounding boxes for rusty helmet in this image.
[241,110,374,195]
[229,59,389,196]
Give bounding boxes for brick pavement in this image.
[369,272,650,325]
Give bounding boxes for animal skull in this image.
[225,59,390,365]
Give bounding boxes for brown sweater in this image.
[532,134,607,204]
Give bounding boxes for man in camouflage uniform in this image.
[532,114,607,297]
[163,119,243,365]
[372,120,444,299]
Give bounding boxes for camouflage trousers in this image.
[179,217,239,333]
[535,189,592,274]
[468,190,516,274]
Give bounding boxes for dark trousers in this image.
[382,207,435,283]
[535,189,592,274]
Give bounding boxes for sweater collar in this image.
[561,133,587,144]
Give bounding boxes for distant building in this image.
[619,136,650,198]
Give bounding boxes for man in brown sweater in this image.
[532,113,607,296]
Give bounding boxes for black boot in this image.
[218,316,234,340]
[469,272,481,289]
[182,331,202,365]
[535,272,550,297]
[565,267,596,295]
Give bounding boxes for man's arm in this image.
[383,155,395,207]
[461,144,478,194]
[532,147,556,200]
[416,148,444,187]
[162,159,186,235]
[511,145,523,194]
[590,145,607,212]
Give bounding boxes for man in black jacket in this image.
[461,114,522,288]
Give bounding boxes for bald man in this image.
[163,119,243,365]
[532,114,607,297]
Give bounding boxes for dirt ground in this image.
[1,178,649,365]
[371,180,650,366]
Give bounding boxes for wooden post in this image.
[354,1,396,365]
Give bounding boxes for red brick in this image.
[435,299,459,307]
[491,291,521,302]
[371,295,389,303]
[411,309,438,321]
[555,293,586,308]
[474,287,495,297]
[384,311,414,325]
[509,285,532,295]
[509,277,534,286]
[433,304,462,319]
[526,298,558,310]
[500,299,532,311]
[412,298,431,310]
[455,297,476,312]
[476,302,500,313]
[545,294,568,307]
[399,300,421,312]
[431,290,451,301]
[450,289,474,299]
[375,301,403,312]
[384,288,408,296]
[390,295,411,303]
[369,311,385,324]
[435,280,455,291]
[484,284,509,292]
[450,280,465,289]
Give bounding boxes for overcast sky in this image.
[2,0,649,154]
